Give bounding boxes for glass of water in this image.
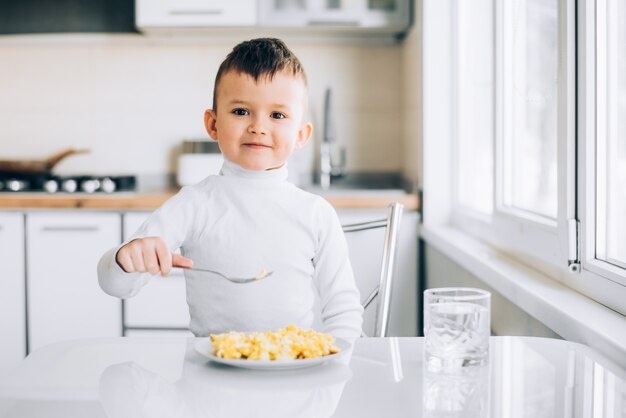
[424,288,491,370]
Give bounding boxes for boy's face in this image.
[204,70,312,171]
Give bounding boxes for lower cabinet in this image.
[122,212,192,337]
[26,212,122,352]
[2,205,417,359]
[0,213,26,375]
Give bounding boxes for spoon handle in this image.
[176,266,225,278]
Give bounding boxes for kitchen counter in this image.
[0,190,420,210]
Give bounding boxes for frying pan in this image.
[0,148,90,176]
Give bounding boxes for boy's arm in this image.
[98,245,151,298]
[97,186,200,299]
[312,202,364,339]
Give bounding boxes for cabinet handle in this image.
[41,226,100,232]
[307,20,360,26]
[169,9,223,16]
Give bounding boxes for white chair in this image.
[342,203,404,337]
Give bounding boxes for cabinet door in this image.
[0,213,26,374]
[26,212,122,352]
[258,0,410,30]
[136,0,257,28]
[122,212,191,334]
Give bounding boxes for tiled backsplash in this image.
[0,35,406,178]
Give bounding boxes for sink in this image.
[301,172,409,196]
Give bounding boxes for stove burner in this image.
[0,174,136,194]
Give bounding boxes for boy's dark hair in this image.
[213,38,307,110]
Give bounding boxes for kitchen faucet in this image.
[319,87,345,189]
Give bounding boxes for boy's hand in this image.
[115,237,193,276]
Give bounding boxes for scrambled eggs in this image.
[210,324,340,360]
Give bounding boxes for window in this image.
[425,0,625,315]
[580,0,626,301]
[454,0,494,216]
[595,0,626,271]
[501,0,558,220]
[450,0,572,271]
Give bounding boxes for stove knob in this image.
[101,177,116,193]
[81,179,100,193]
[62,179,78,193]
[43,179,59,193]
[7,179,27,192]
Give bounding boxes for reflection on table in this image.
[0,337,623,417]
[423,361,490,417]
[98,342,352,418]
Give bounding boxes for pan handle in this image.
[44,148,90,170]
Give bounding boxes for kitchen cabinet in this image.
[135,0,257,29]
[26,213,122,353]
[122,212,192,337]
[134,0,410,38]
[1,0,411,36]
[258,0,411,31]
[0,213,26,375]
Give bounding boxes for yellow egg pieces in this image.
[210,324,340,361]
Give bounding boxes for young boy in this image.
[98,38,363,339]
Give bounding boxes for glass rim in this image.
[424,287,491,301]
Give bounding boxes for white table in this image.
[0,336,624,417]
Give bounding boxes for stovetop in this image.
[0,173,136,194]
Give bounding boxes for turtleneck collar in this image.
[219,158,289,182]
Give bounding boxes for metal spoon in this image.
[177,266,273,284]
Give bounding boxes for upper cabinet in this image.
[135,0,257,28]
[135,0,412,39]
[257,0,410,32]
[0,0,412,39]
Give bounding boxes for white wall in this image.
[0,34,404,177]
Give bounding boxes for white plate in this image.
[194,337,351,370]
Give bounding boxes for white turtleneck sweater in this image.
[97,160,363,338]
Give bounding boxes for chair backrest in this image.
[342,203,404,337]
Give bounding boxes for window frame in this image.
[578,0,626,291]
[444,0,626,315]
[451,0,576,273]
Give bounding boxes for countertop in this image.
[0,189,420,210]
[0,336,623,418]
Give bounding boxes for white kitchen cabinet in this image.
[135,0,257,29]
[122,212,192,336]
[0,213,26,375]
[26,212,122,352]
[336,208,419,337]
[258,0,410,31]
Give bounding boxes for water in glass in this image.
[425,298,490,369]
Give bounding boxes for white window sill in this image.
[420,224,626,366]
